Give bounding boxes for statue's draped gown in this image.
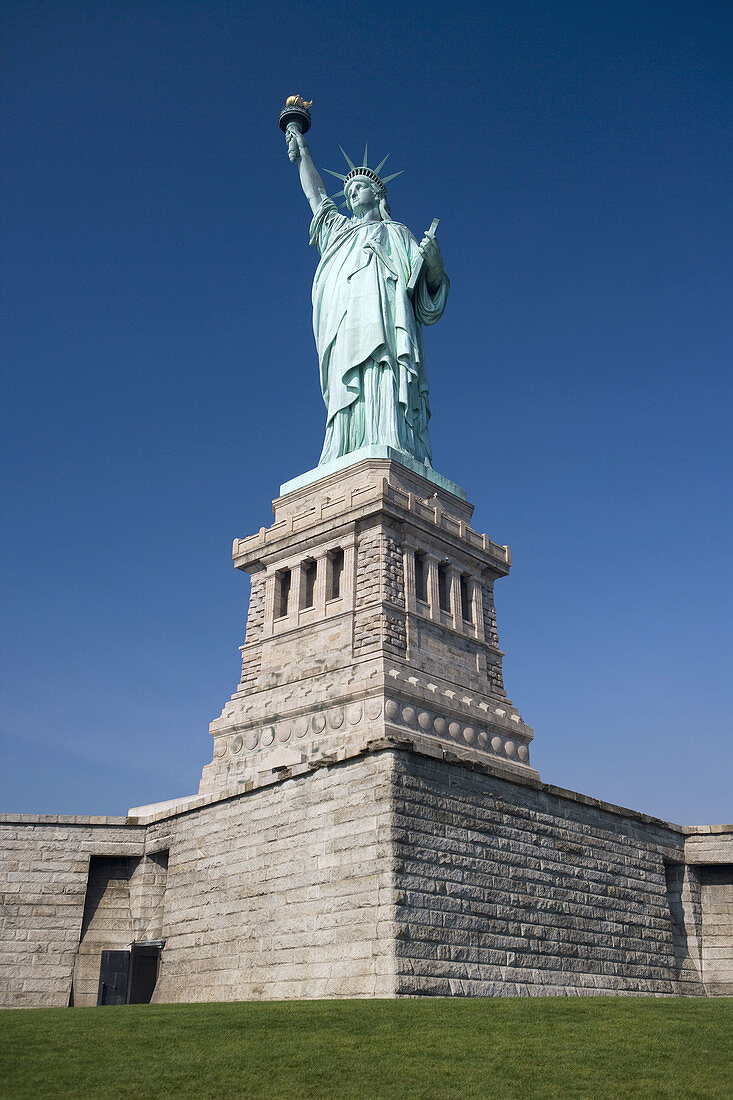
[310,198,449,466]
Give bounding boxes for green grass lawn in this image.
[1,998,731,1099]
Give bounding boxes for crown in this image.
[323,143,403,208]
[344,166,386,192]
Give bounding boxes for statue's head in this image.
[345,173,391,221]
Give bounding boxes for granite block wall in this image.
[390,751,706,997]
[147,753,396,1002]
[0,816,144,1007]
[698,865,733,995]
[1,755,397,1006]
[2,748,730,1006]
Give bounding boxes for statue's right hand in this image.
[286,126,306,162]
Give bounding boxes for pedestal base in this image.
[279,445,467,501]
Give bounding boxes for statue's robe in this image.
[310,198,449,466]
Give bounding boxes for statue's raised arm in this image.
[278,97,449,470]
[278,95,327,214]
[286,127,328,215]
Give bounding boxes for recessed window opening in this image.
[303,560,316,608]
[329,549,344,600]
[460,575,472,622]
[438,564,450,612]
[276,569,291,618]
[415,552,428,602]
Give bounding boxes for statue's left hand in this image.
[419,233,444,285]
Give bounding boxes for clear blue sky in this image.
[2,1,731,824]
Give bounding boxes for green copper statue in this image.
[283,105,449,468]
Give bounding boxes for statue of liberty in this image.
[284,111,449,468]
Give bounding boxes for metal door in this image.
[97,950,130,1005]
[128,943,162,1004]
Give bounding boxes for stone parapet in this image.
[233,459,509,574]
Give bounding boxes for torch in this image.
[279,95,313,161]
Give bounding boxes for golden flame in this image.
[286,95,313,110]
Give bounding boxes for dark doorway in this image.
[96,941,164,1006]
[128,942,163,1004]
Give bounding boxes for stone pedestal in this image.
[199,458,536,795]
[3,455,732,1007]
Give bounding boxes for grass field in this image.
[1,998,731,1099]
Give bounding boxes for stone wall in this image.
[1,756,397,1006]
[2,748,730,1006]
[237,572,265,690]
[481,582,505,696]
[0,815,144,1007]
[685,830,733,995]
[698,866,733,995]
[149,753,396,1002]
[390,751,707,997]
[353,518,408,659]
[353,521,388,658]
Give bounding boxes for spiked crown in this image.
[344,166,387,194]
[323,143,403,208]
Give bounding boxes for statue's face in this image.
[347,179,379,214]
